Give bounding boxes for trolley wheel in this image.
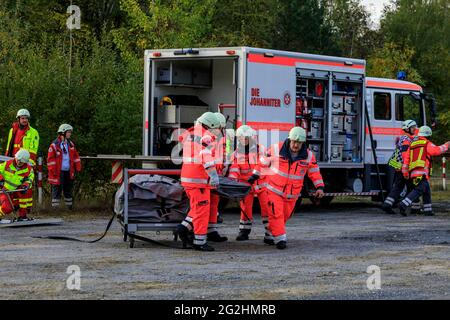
[129,237,135,248]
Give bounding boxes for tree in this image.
[367,42,424,85]
[324,0,381,58]
[272,0,340,55]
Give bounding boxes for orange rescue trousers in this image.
[181,187,217,246]
[267,190,297,244]
[239,190,272,240]
[208,193,220,234]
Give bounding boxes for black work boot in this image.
[381,203,395,214]
[176,224,191,248]
[276,241,287,250]
[236,230,250,241]
[207,231,228,242]
[398,206,408,217]
[424,211,434,216]
[263,238,275,245]
[193,243,215,252]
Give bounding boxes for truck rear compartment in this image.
[151,57,237,156]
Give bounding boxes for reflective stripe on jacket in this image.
[180,125,216,188]
[0,159,34,191]
[47,137,82,185]
[260,140,324,199]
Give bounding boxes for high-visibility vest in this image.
[408,139,429,172]
[262,141,324,199]
[6,124,40,166]
[0,159,34,191]
[388,134,413,170]
[180,125,216,188]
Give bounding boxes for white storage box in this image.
[331,144,344,162]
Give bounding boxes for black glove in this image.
[247,174,260,185]
[20,184,30,194]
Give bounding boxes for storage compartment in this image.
[330,78,363,163]
[331,144,344,162]
[332,96,344,113]
[151,58,237,156]
[332,115,344,131]
[310,120,322,139]
[344,115,356,133]
[295,71,328,162]
[309,144,322,161]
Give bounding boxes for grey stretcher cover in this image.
[215,177,252,199]
[114,174,188,223]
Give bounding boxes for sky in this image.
[360,0,392,28]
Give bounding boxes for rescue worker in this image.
[254,127,324,249]
[177,112,223,251]
[210,112,228,227]
[0,149,35,221]
[382,120,419,214]
[228,125,271,243]
[399,126,449,216]
[47,124,82,210]
[5,109,39,214]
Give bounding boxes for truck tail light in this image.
[153,52,162,57]
[226,50,236,55]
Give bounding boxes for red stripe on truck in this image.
[366,80,422,91]
[366,127,404,136]
[248,53,365,69]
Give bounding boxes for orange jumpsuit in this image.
[179,125,217,246]
[228,143,270,240]
[260,140,324,244]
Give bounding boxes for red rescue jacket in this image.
[180,125,216,189]
[260,140,324,199]
[228,142,266,193]
[402,137,448,180]
[47,137,81,185]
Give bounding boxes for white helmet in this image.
[236,125,256,137]
[214,112,227,128]
[402,119,417,131]
[16,109,30,119]
[196,112,221,129]
[15,149,30,164]
[288,127,307,142]
[418,126,432,137]
[58,124,74,134]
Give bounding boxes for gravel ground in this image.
[0,201,449,300]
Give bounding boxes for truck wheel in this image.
[309,196,334,207]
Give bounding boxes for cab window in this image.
[374,92,392,120]
[395,93,423,126]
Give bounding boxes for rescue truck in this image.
[142,47,436,203]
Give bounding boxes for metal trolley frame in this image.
[119,168,182,248]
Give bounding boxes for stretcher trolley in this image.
[116,168,185,248]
